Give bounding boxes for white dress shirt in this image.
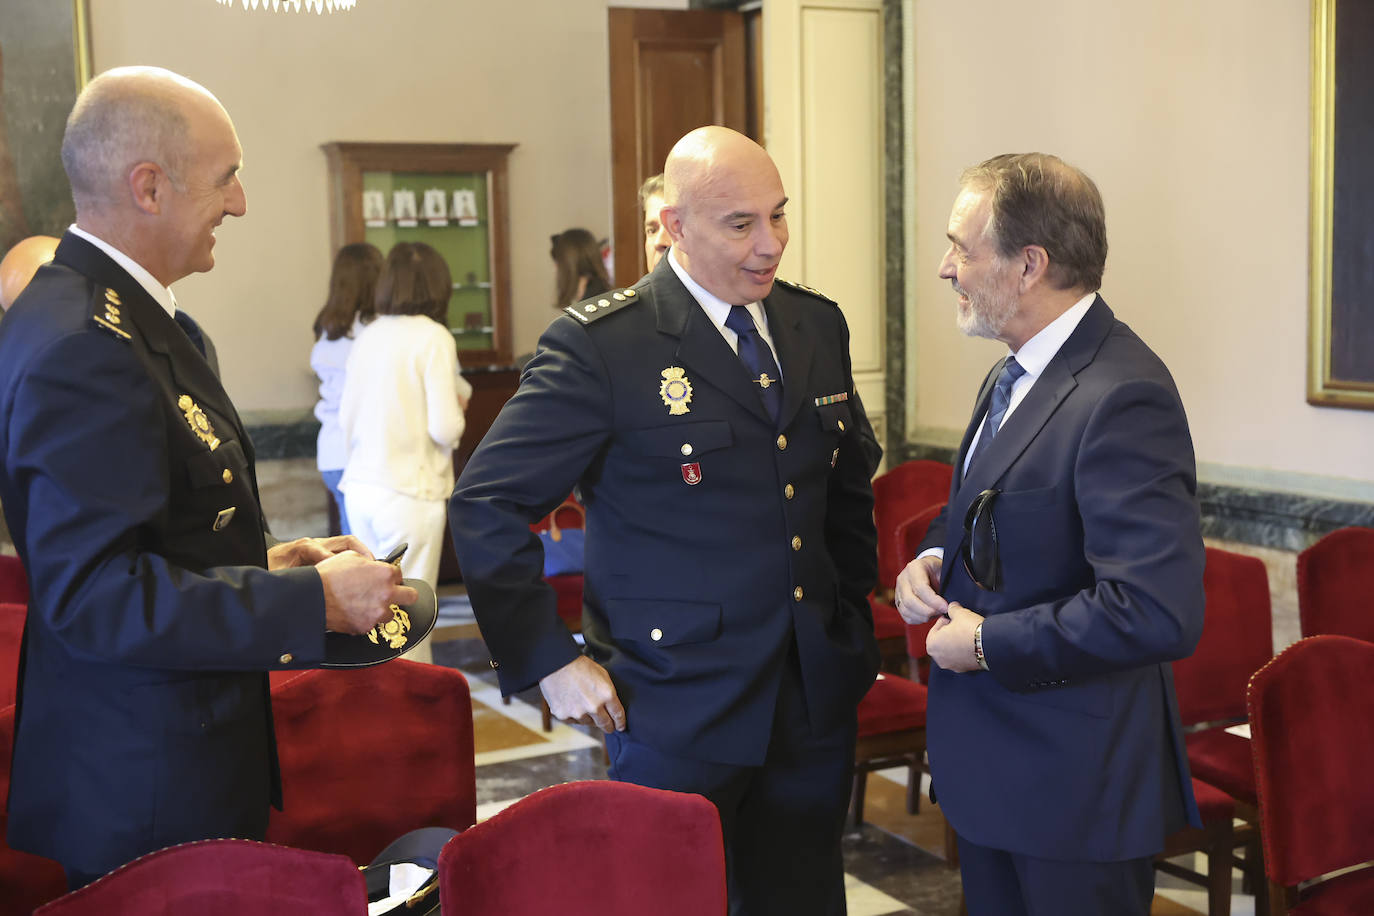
[667,247,782,378]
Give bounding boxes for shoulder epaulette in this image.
[563,286,642,325]
[88,286,132,342]
[775,277,837,306]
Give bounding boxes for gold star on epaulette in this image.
[90,287,132,341]
[564,287,641,324]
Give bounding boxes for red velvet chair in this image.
[1173,546,1274,909]
[265,660,477,865]
[437,781,726,915]
[32,838,367,915]
[0,556,26,604]
[1248,635,1374,914]
[850,672,926,829]
[0,705,68,915]
[896,503,945,686]
[1296,526,1374,644]
[871,461,953,672]
[0,603,24,709]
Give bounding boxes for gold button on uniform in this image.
[222,468,233,484]
[490,659,500,670]
[681,444,693,456]
[650,627,663,641]
[776,435,788,451]
[791,536,802,551]
[838,420,846,432]
[793,587,804,601]
[279,653,293,664]
[784,484,795,500]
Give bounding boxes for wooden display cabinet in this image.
[322,141,516,367]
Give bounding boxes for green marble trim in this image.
[242,409,319,461]
[892,437,1374,552]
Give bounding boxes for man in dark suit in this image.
[450,126,879,915]
[0,66,413,888]
[894,153,1205,915]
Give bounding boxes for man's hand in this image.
[316,551,416,634]
[539,656,627,734]
[268,535,373,570]
[927,602,985,672]
[894,554,948,623]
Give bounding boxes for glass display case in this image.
[322,141,516,367]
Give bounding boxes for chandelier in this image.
[215,0,357,11]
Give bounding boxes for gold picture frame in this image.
[1308,0,1374,409]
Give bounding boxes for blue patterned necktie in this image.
[965,356,1026,473]
[725,305,783,422]
[174,309,207,358]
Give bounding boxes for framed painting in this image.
[1309,0,1374,409]
[0,0,91,256]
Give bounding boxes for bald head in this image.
[663,126,780,217]
[0,236,59,311]
[61,66,226,216]
[659,127,789,304]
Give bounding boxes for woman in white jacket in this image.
[340,242,471,661]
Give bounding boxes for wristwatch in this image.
[973,622,989,671]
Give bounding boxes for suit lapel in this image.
[944,297,1116,566]
[763,290,812,430]
[652,262,774,424]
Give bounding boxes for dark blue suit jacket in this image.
[922,297,1204,862]
[0,233,325,874]
[449,258,880,766]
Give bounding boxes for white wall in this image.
[906,0,1374,491]
[89,0,686,411]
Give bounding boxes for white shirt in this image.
[339,315,473,501]
[960,293,1097,477]
[667,247,782,377]
[311,317,363,472]
[68,224,178,318]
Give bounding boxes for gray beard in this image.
[957,287,1018,341]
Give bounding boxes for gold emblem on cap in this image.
[367,605,412,650]
[177,395,221,450]
[659,366,693,416]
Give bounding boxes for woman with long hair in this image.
[310,242,383,535]
[550,227,610,308]
[339,242,471,662]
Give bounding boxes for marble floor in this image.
[431,591,1254,916]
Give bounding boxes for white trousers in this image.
[342,481,447,664]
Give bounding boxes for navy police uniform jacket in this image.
[449,257,880,766]
[0,233,325,875]
[922,297,1204,862]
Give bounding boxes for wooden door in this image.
[607,7,748,287]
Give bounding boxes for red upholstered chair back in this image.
[1247,635,1374,889]
[872,460,953,590]
[895,504,945,680]
[265,660,476,864]
[0,557,27,604]
[438,781,726,916]
[0,603,24,709]
[1296,526,1374,643]
[1172,547,1273,726]
[0,705,68,915]
[31,838,367,915]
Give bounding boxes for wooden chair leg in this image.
[540,697,552,732]
[1206,823,1233,916]
[905,756,921,815]
[945,819,959,868]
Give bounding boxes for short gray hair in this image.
[61,68,191,212]
[960,153,1107,292]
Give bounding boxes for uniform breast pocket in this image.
[620,421,733,460]
[815,402,853,437]
[184,439,247,491]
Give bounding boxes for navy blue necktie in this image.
[174,309,207,358]
[725,305,783,422]
[965,356,1026,473]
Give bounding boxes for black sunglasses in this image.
[961,488,1001,591]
